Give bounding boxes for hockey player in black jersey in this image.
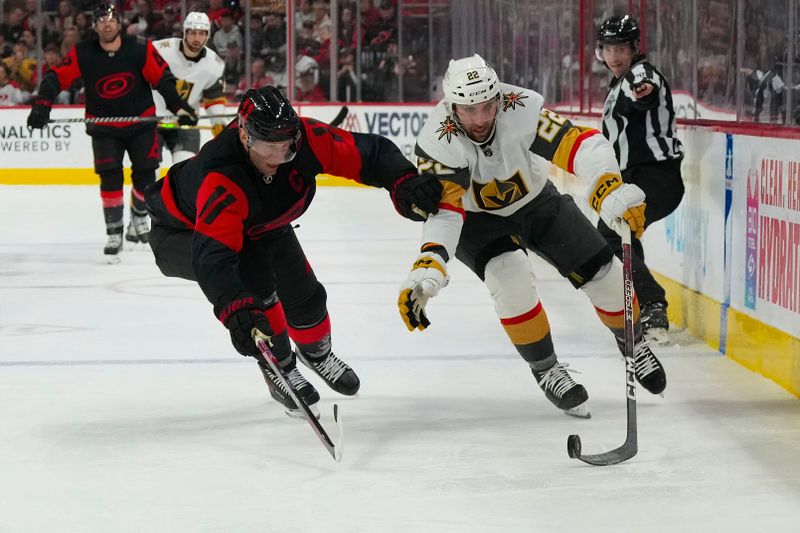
[145,86,442,417]
[26,3,197,260]
[596,15,685,344]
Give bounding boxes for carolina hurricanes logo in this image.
[95,72,135,99]
[502,91,528,112]
[436,116,461,142]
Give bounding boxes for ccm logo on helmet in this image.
[468,88,488,97]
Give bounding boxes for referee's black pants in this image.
[597,157,684,308]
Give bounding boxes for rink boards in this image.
[0,103,797,397]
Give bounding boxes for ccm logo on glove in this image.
[590,173,622,212]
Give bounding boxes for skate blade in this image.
[644,327,670,346]
[564,404,591,419]
[284,404,321,420]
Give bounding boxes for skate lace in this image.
[633,340,660,378]
[536,363,578,398]
[311,353,348,383]
[284,367,311,391]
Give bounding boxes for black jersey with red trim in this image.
[36,36,184,133]
[148,117,415,307]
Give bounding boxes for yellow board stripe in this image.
[654,272,799,398]
[0,169,366,187]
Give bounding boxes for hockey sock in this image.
[99,169,124,235]
[263,301,292,365]
[289,314,332,360]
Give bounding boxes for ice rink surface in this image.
[1,185,798,532]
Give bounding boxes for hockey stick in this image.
[252,329,343,462]
[157,123,217,130]
[48,113,237,124]
[567,221,637,466]
[328,105,349,128]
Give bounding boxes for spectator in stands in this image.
[337,47,358,101]
[295,0,315,32]
[369,1,397,49]
[42,42,71,104]
[1,7,26,44]
[151,4,182,40]
[261,12,287,56]
[60,27,80,58]
[297,20,320,58]
[19,30,37,59]
[2,42,37,93]
[0,33,11,60]
[0,63,26,106]
[374,39,399,100]
[74,11,93,42]
[247,13,267,60]
[222,41,243,97]
[208,0,229,29]
[127,0,160,38]
[311,0,332,43]
[235,57,273,97]
[212,9,243,59]
[360,0,381,32]
[52,1,76,36]
[295,55,326,101]
[339,5,359,50]
[264,53,288,93]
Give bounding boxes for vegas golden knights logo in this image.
[175,79,194,101]
[473,171,529,210]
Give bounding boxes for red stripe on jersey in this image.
[500,301,544,326]
[54,47,82,91]
[288,314,331,344]
[567,129,600,174]
[194,172,249,252]
[141,40,169,86]
[439,202,466,219]
[264,301,288,336]
[300,117,362,181]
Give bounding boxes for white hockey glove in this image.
[590,173,647,238]
[398,251,448,331]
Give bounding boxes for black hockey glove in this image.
[175,99,198,126]
[391,172,443,222]
[27,99,52,129]
[215,294,272,358]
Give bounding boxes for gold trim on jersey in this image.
[551,124,596,171]
[440,181,465,208]
[473,170,529,211]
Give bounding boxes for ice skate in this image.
[641,301,669,345]
[258,360,320,419]
[104,233,123,263]
[531,362,590,418]
[631,339,667,395]
[125,214,151,244]
[296,349,360,396]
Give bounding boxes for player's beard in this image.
[98,26,120,45]
[184,39,203,56]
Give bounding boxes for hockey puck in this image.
[567,434,582,458]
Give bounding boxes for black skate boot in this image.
[104,232,123,261]
[617,337,667,395]
[258,360,321,418]
[531,362,590,418]
[125,214,150,244]
[641,301,669,345]
[296,349,360,396]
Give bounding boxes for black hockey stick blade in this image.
[329,105,349,128]
[253,330,344,462]
[567,222,638,466]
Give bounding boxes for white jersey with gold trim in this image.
[152,37,226,121]
[414,82,623,261]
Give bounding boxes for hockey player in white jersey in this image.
[152,12,227,166]
[397,55,667,417]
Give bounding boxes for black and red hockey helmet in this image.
[93,2,121,23]
[238,86,301,144]
[596,15,640,46]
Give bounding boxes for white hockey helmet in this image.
[442,54,500,108]
[183,12,211,34]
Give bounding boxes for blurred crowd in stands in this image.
[0,0,438,106]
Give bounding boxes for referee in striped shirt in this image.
[595,15,685,344]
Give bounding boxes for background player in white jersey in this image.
[397,55,667,418]
[596,15,685,344]
[152,12,227,166]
